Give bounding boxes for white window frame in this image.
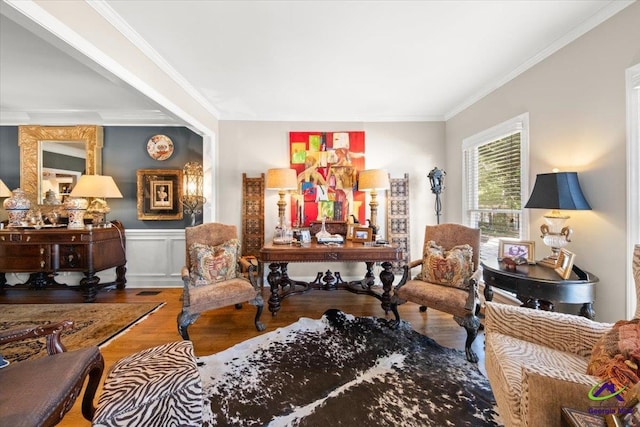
[626,63,640,319]
[462,113,530,254]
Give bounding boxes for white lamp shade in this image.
[266,168,297,190]
[70,175,123,198]
[358,169,390,191]
[0,179,11,198]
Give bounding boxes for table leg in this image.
[115,264,127,290]
[380,262,399,321]
[267,263,283,316]
[364,261,375,287]
[580,303,595,320]
[483,282,494,302]
[81,272,100,303]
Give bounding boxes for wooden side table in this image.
[481,258,598,319]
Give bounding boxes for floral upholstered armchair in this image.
[393,223,482,362]
[178,222,265,340]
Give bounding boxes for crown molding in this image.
[444,0,635,121]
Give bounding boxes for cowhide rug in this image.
[197,309,502,427]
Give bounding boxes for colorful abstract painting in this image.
[289,131,365,227]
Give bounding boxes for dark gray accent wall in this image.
[0,125,203,229]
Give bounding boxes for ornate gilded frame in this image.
[19,125,103,207]
[136,169,183,220]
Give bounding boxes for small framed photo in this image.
[300,229,311,243]
[137,169,183,220]
[352,226,372,243]
[555,248,576,279]
[346,223,355,240]
[498,239,535,264]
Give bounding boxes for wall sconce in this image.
[428,167,446,224]
[358,169,390,239]
[525,171,591,267]
[69,175,123,227]
[266,168,297,227]
[182,161,206,227]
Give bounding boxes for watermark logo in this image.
[588,379,627,402]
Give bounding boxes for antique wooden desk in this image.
[0,222,127,302]
[260,240,403,319]
[481,258,598,319]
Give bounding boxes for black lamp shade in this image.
[525,172,591,210]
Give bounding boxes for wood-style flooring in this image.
[0,286,491,426]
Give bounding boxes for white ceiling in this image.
[0,0,633,126]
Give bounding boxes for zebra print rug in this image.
[197,309,502,427]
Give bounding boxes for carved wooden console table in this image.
[0,222,127,302]
[260,241,403,319]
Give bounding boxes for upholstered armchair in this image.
[0,320,104,427]
[485,244,640,427]
[393,223,482,362]
[178,222,266,340]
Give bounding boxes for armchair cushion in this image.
[420,241,473,289]
[189,239,240,285]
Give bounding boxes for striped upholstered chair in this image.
[485,244,640,427]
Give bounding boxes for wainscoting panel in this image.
[124,229,185,288]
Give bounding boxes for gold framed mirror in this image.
[19,125,103,206]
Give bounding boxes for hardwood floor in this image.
[1,286,488,426]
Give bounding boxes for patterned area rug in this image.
[0,302,163,362]
[198,309,502,427]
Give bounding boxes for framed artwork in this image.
[498,239,535,264]
[353,226,372,243]
[555,248,576,279]
[289,131,366,227]
[136,169,183,220]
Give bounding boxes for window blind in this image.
[464,132,522,261]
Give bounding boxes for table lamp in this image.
[69,175,123,227]
[0,179,10,199]
[358,169,390,238]
[182,162,206,226]
[266,168,297,226]
[525,171,591,267]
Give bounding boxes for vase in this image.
[64,197,88,229]
[3,188,31,227]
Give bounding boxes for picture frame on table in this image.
[300,229,311,243]
[352,226,372,243]
[346,223,355,240]
[136,169,183,220]
[498,239,535,264]
[555,248,576,279]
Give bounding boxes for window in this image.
[463,113,529,261]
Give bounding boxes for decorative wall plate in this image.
[146,135,174,161]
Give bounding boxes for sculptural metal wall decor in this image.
[428,167,446,224]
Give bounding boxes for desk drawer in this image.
[0,245,51,271]
[484,271,519,293]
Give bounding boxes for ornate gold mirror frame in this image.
[19,125,103,207]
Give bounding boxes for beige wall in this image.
[445,2,640,322]
[218,121,445,279]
